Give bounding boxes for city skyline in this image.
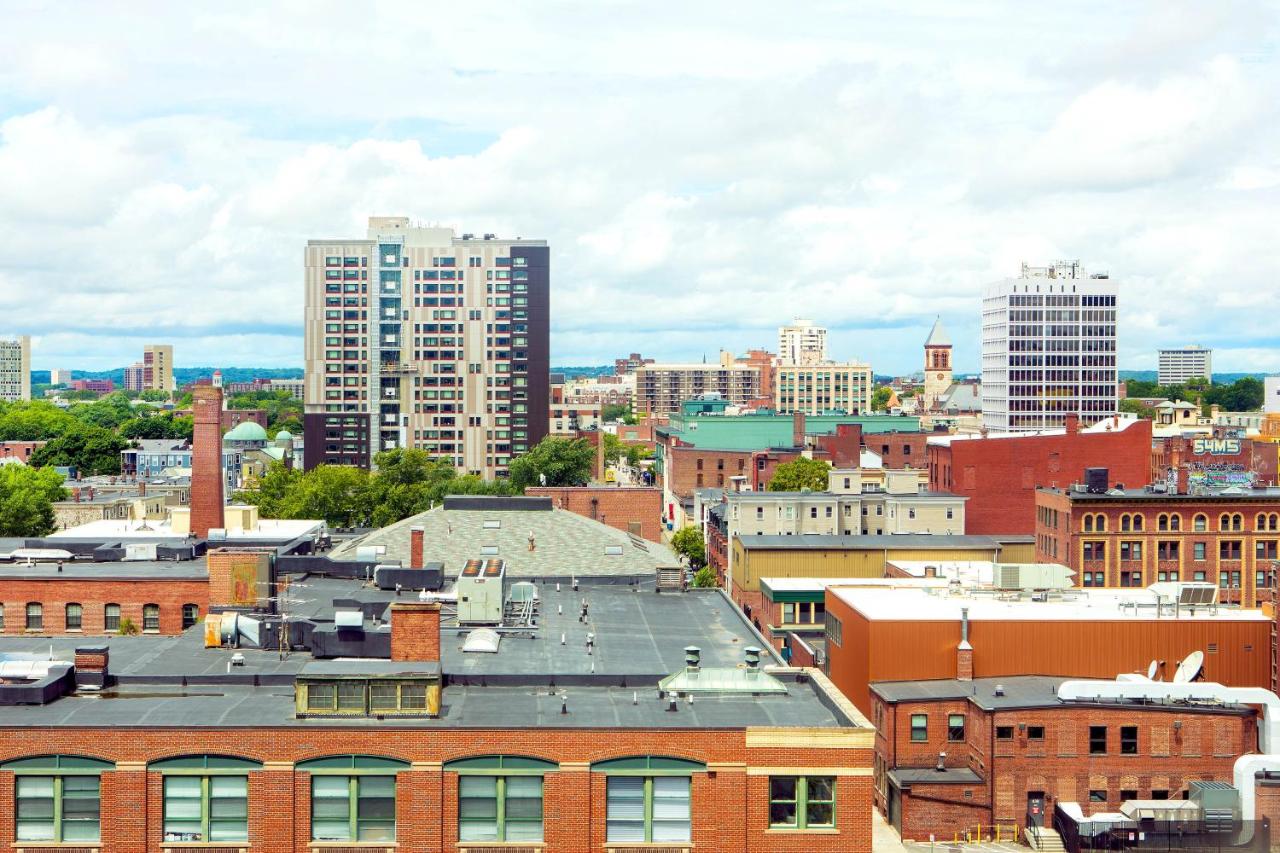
[1,4,1277,374]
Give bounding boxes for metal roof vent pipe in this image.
[666,691,679,712]
[744,647,761,669]
[936,751,947,772]
[994,683,1005,697]
[685,646,701,671]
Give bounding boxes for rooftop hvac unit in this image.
[993,563,1075,591]
[1085,467,1108,494]
[1189,780,1238,831]
[457,558,507,624]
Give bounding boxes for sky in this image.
[0,1,1278,375]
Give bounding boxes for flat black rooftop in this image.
[0,578,858,730]
[737,533,1017,550]
[890,767,983,786]
[0,560,207,581]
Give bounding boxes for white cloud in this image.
[0,2,1277,374]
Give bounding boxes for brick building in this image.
[871,675,1261,840]
[0,560,207,636]
[190,386,224,538]
[525,486,663,541]
[0,441,45,463]
[927,414,1152,534]
[0,571,873,852]
[1034,482,1280,607]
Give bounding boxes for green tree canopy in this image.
[30,426,129,476]
[120,413,193,441]
[670,525,706,568]
[0,464,67,536]
[768,457,831,492]
[1118,398,1156,419]
[871,386,893,412]
[70,392,137,430]
[508,437,595,490]
[0,400,80,441]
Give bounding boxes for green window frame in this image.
[769,776,836,830]
[150,755,259,843]
[594,757,702,843]
[910,713,928,742]
[3,756,112,843]
[299,756,407,842]
[449,757,553,843]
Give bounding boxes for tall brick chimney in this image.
[409,526,424,569]
[792,412,806,448]
[390,602,441,662]
[190,386,225,538]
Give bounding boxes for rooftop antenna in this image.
[1173,650,1204,683]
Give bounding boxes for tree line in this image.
[1121,376,1264,418]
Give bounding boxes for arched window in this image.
[1083,515,1094,532]
[1158,514,1169,532]
[1120,515,1132,532]
[1095,514,1107,532]
[26,602,43,631]
[593,757,705,843]
[446,756,556,843]
[1169,513,1181,531]
[182,604,200,631]
[1234,514,1244,531]
[1271,514,1280,532]
[149,756,261,843]
[298,756,408,842]
[1194,514,1208,532]
[1,755,113,843]
[65,603,83,631]
[1220,514,1231,531]
[104,604,120,633]
[143,604,160,633]
[1132,514,1144,531]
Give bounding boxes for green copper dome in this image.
[275,430,293,442]
[224,421,269,442]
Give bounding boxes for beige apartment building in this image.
[0,335,31,401]
[778,318,827,365]
[124,344,175,393]
[303,217,549,475]
[775,362,872,415]
[717,467,964,582]
[633,363,761,416]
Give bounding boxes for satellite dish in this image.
[1146,660,1159,680]
[1173,651,1204,684]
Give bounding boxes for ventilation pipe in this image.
[1057,678,1280,821]
[684,646,701,671]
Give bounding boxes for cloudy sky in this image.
[1,2,1277,375]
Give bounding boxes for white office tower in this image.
[981,260,1118,431]
[778,319,827,366]
[1157,346,1212,386]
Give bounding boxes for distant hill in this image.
[552,365,615,378]
[1120,370,1267,383]
[33,367,304,385]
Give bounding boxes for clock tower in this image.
[922,316,952,412]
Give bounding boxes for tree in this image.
[601,403,630,423]
[232,463,303,519]
[768,457,831,492]
[279,465,372,528]
[692,567,718,588]
[871,386,893,412]
[1118,399,1156,419]
[71,393,137,430]
[30,427,129,475]
[0,464,67,536]
[625,443,653,467]
[670,525,706,568]
[508,437,595,490]
[602,433,624,465]
[138,389,171,402]
[0,401,80,441]
[120,413,193,441]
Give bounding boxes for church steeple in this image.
[922,316,953,411]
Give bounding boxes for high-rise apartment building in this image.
[633,363,761,416]
[981,260,1118,431]
[1157,345,1212,386]
[778,318,827,365]
[0,335,31,401]
[303,217,549,476]
[143,344,174,392]
[49,368,72,386]
[775,362,872,415]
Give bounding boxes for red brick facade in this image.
[664,446,753,500]
[928,418,1152,535]
[1035,487,1280,607]
[0,727,873,853]
[0,577,206,635]
[0,441,45,462]
[873,692,1257,841]
[526,486,663,541]
[1151,435,1279,486]
[207,548,272,608]
[190,385,225,537]
[865,431,931,470]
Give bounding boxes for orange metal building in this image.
[824,585,1273,716]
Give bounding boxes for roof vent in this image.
[936,751,947,772]
[744,647,761,669]
[994,683,1005,697]
[685,646,701,671]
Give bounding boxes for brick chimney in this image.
[792,412,806,448]
[409,526,424,569]
[390,602,441,662]
[1065,413,1080,434]
[1176,468,1190,496]
[138,481,146,497]
[74,645,110,689]
[190,386,225,537]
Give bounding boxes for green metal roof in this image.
[661,413,922,451]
